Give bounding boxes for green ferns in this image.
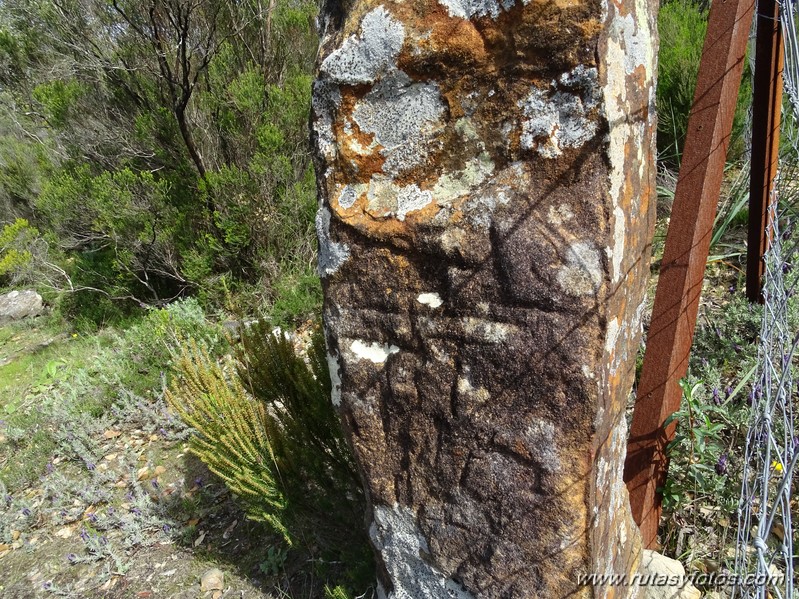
[166,321,372,587]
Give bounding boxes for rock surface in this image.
[311,0,658,596]
[199,568,224,592]
[0,290,43,322]
[639,551,702,599]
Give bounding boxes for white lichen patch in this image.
[316,206,350,276]
[438,0,517,20]
[605,317,621,355]
[327,351,343,407]
[610,11,653,77]
[397,185,434,220]
[311,80,342,164]
[350,339,400,364]
[320,6,405,85]
[457,376,490,402]
[353,73,446,176]
[519,66,600,159]
[417,292,443,308]
[371,504,475,599]
[556,241,603,296]
[367,175,434,220]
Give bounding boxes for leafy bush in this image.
[165,320,373,591]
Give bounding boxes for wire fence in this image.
[732,1,799,595]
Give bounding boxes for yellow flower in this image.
[772,461,784,473]
[72,333,78,338]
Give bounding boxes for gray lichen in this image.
[519,66,600,158]
[353,73,446,176]
[320,6,405,85]
[316,206,350,276]
[437,0,518,20]
[371,504,475,599]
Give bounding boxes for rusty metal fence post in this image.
[747,0,784,303]
[624,0,755,549]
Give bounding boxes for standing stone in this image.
[311,0,657,595]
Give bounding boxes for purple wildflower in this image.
[131,507,141,516]
[712,387,722,405]
[151,480,159,489]
[42,581,52,590]
[85,461,95,471]
[66,553,78,563]
[88,513,97,523]
[21,507,31,517]
[725,386,734,399]
[162,524,171,533]
[716,454,729,476]
[79,529,89,542]
[194,477,203,488]
[46,462,54,474]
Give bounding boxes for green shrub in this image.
[0,217,35,281]
[269,265,323,327]
[121,298,223,392]
[657,0,752,164]
[165,320,373,592]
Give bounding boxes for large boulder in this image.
[0,290,43,322]
[311,0,658,595]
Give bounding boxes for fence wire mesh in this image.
[732,1,799,596]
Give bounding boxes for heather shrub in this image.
[166,321,373,591]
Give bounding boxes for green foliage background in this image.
[0,0,320,323]
[657,0,753,164]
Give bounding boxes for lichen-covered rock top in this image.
[312,0,657,595]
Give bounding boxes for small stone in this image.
[200,568,224,592]
[194,530,206,547]
[638,550,701,599]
